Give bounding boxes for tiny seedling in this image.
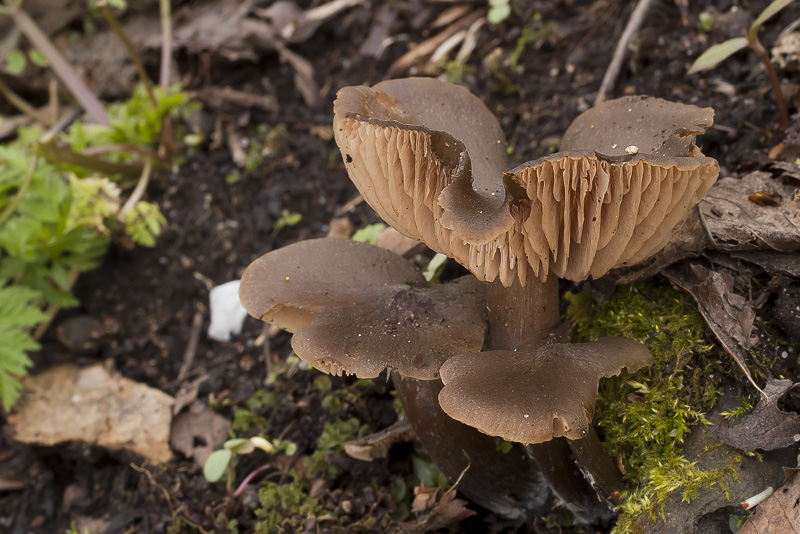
[689,0,795,129]
[204,436,297,496]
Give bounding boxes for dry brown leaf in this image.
[663,261,764,397]
[717,379,800,452]
[170,400,231,468]
[5,363,173,464]
[698,171,800,252]
[739,464,800,533]
[413,489,476,532]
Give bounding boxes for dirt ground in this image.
[2,0,800,532]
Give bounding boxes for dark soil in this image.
[2,0,800,533]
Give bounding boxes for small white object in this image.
[625,145,639,155]
[208,280,249,342]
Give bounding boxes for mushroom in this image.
[331,78,719,519]
[239,238,486,380]
[239,237,552,519]
[438,337,653,506]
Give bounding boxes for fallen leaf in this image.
[698,171,800,252]
[343,418,414,462]
[739,461,800,533]
[170,400,230,468]
[413,489,476,532]
[663,261,763,396]
[717,379,800,452]
[5,363,173,464]
[631,389,796,534]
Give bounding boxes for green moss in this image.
[254,473,330,534]
[565,280,737,532]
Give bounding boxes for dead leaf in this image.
[170,400,230,468]
[631,388,797,534]
[376,227,427,258]
[413,489,476,532]
[343,418,414,462]
[717,379,800,452]
[739,462,800,533]
[698,171,800,252]
[730,251,800,278]
[172,374,208,415]
[278,46,320,108]
[5,363,173,464]
[663,261,764,397]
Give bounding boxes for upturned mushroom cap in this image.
[239,238,487,379]
[334,80,719,286]
[437,337,653,444]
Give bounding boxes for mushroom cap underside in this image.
[334,79,719,286]
[438,337,654,444]
[239,238,488,380]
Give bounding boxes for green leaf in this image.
[351,223,385,244]
[488,4,512,24]
[106,0,128,8]
[204,449,232,482]
[5,50,26,75]
[423,253,448,282]
[688,37,749,74]
[28,49,49,68]
[751,0,796,37]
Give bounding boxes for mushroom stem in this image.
[487,267,619,522]
[393,375,551,520]
[488,272,559,347]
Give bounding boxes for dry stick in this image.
[177,305,205,382]
[99,2,157,107]
[0,77,54,125]
[3,5,109,125]
[159,0,173,88]
[594,0,653,106]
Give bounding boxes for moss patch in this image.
[566,279,740,532]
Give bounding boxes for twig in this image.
[81,143,165,162]
[99,2,157,107]
[159,0,173,88]
[594,0,652,106]
[130,463,173,513]
[2,4,109,125]
[0,77,54,125]
[117,157,153,222]
[0,153,38,226]
[177,305,205,382]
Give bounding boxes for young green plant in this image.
[689,0,794,129]
[203,436,297,497]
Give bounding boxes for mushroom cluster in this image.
[239,78,719,522]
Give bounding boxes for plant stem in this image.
[0,77,54,125]
[751,38,790,130]
[159,0,173,88]
[0,153,38,226]
[99,2,157,107]
[118,157,153,222]
[5,4,109,125]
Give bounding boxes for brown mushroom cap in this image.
[239,238,487,379]
[334,80,718,285]
[437,337,653,444]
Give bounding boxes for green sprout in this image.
[689,0,794,129]
[203,436,297,496]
